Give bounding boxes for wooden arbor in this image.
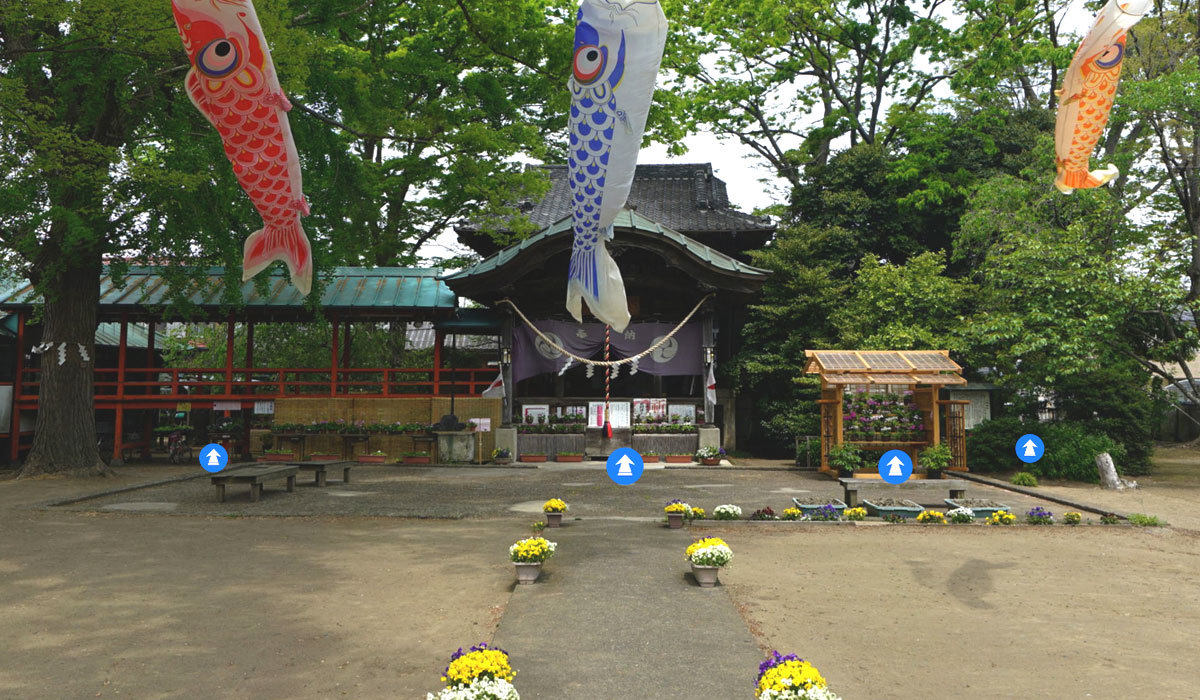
[804,350,969,475]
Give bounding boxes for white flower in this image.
[688,544,733,567]
[758,686,842,700]
[947,507,975,523]
[427,678,520,700]
[713,504,742,519]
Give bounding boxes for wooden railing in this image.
[15,366,496,403]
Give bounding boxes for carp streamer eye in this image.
[573,45,605,84]
[197,38,240,78]
[1095,43,1124,69]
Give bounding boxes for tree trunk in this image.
[19,258,108,477]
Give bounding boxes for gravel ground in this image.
[56,463,1059,520]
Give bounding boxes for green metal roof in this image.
[443,210,771,282]
[0,266,458,320]
[0,315,167,348]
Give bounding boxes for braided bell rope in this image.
[497,293,713,368]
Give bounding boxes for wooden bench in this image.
[289,460,354,487]
[837,477,967,508]
[211,465,298,502]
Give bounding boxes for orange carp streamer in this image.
[172,0,314,294]
[1054,0,1151,194]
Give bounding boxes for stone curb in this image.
[952,472,1130,519]
[38,471,211,509]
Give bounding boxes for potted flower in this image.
[695,446,724,466]
[509,536,556,584]
[792,497,848,518]
[429,643,519,700]
[257,448,295,463]
[755,651,841,699]
[357,449,387,464]
[664,453,692,464]
[685,537,733,587]
[555,451,584,463]
[491,447,512,465]
[828,443,866,478]
[518,451,547,463]
[309,451,341,461]
[401,450,431,465]
[642,451,661,463]
[542,498,568,527]
[664,500,691,528]
[920,443,952,479]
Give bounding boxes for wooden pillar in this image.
[931,389,941,446]
[501,313,514,426]
[114,314,128,464]
[433,330,444,396]
[224,317,234,395]
[245,322,254,370]
[834,385,844,445]
[10,312,24,461]
[331,315,340,396]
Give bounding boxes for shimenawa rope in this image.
[497,294,713,368]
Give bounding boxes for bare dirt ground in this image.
[1,452,1197,699]
[712,444,1200,699]
[0,470,523,699]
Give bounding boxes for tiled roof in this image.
[0,267,457,319]
[458,163,776,237]
[444,209,770,282]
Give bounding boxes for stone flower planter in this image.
[257,454,295,463]
[402,456,431,465]
[643,455,661,463]
[544,512,564,528]
[667,512,685,529]
[519,453,547,463]
[691,563,720,588]
[555,454,584,463]
[493,457,512,466]
[700,457,720,466]
[863,497,923,519]
[514,562,542,585]
[356,454,387,463]
[792,497,848,518]
[309,453,341,461]
[664,455,692,464]
[944,498,1010,519]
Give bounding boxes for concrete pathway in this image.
[492,519,762,699]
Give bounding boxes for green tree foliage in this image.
[0,0,576,474]
[833,252,973,350]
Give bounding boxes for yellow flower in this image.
[756,660,826,696]
[665,502,690,514]
[917,510,946,524]
[685,537,728,560]
[443,649,515,686]
[543,498,568,513]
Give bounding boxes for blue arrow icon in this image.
[1016,434,1044,463]
[200,443,229,473]
[606,448,644,485]
[878,449,913,485]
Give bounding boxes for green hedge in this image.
[966,418,1126,482]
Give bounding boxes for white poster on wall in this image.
[589,401,631,429]
[522,405,550,423]
[473,418,492,432]
[632,398,667,421]
[213,401,241,412]
[667,404,696,423]
[254,400,275,415]
[0,386,11,431]
[949,391,991,429]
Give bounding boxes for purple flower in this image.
[757,651,803,684]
